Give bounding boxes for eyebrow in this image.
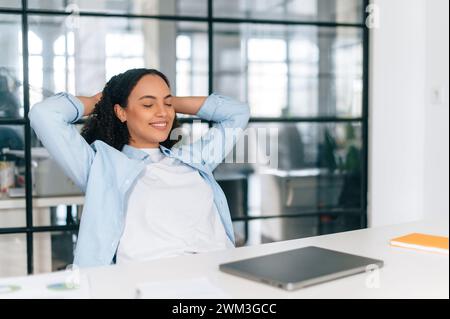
[139,94,172,100]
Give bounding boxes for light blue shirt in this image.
[28,92,250,268]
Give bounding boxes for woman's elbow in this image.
[28,101,56,131]
[240,102,251,126]
[28,103,43,127]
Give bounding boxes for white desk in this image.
[0,196,84,276]
[0,219,449,298]
[80,218,448,299]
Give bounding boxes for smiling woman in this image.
[28,67,250,267]
[80,68,181,150]
[80,68,209,150]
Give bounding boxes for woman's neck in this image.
[128,140,159,149]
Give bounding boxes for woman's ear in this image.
[114,104,126,123]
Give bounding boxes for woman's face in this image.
[114,74,175,148]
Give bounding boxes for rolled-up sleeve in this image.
[28,93,94,192]
[175,93,250,172]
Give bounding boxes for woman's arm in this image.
[28,93,96,192]
[77,92,102,116]
[172,96,207,116]
[172,93,251,173]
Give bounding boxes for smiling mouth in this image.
[149,122,168,130]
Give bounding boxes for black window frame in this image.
[0,0,370,274]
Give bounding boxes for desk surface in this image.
[82,218,448,299]
[0,219,449,299]
[0,195,84,210]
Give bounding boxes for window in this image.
[247,38,288,117]
[53,32,75,94]
[105,33,145,81]
[0,0,369,276]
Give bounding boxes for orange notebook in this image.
[390,233,449,254]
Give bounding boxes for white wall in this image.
[423,0,449,221]
[369,0,449,227]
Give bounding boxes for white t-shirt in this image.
[116,147,234,264]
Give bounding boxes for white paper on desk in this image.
[136,277,230,299]
[0,270,91,299]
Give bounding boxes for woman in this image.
[29,68,250,267]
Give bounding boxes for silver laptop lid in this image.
[219,246,384,291]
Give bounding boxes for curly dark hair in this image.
[81,68,180,151]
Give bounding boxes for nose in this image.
[155,103,168,117]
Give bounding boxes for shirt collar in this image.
[121,144,172,160]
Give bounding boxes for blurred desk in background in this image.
[0,196,84,277]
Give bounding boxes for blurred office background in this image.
[0,0,448,277]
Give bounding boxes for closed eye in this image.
[143,104,172,108]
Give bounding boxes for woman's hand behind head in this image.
[77,93,102,117]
